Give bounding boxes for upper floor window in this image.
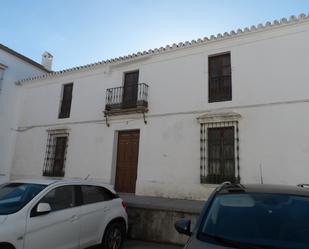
[0,63,7,94]
[208,53,231,103]
[58,83,73,119]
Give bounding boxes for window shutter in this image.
[59,83,73,119]
[208,53,232,102]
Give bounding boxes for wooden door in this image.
[123,71,139,108]
[115,130,140,193]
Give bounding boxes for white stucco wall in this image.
[0,50,46,183]
[11,20,309,200]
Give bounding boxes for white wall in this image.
[0,50,45,183]
[11,20,309,200]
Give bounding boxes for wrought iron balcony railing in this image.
[105,83,149,114]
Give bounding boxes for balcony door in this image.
[123,71,139,108]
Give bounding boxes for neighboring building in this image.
[0,44,50,183]
[10,14,309,200]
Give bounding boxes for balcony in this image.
[104,83,149,116]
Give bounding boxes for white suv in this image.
[0,179,128,249]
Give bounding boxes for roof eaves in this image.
[16,13,309,85]
[0,44,50,73]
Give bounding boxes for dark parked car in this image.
[175,182,309,249]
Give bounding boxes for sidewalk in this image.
[120,193,205,213]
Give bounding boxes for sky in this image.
[1,0,309,71]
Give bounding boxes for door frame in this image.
[121,69,139,87]
[114,129,140,193]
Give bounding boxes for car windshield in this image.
[199,193,309,249]
[0,183,46,215]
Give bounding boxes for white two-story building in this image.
[10,14,309,200]
[0,45,50,183]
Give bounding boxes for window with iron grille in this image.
[43,130,69,177]
[58,83,73,119]
[200,121,239,184]
[208,53,232,103]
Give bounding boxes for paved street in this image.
[124,240,183,249]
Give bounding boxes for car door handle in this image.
[103,207,110,212]
[70,215,79,222]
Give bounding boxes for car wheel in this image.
[102,222,125,249]
[0,244,15,249]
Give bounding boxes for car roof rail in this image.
[297,184,309,188]
[216,181,245,193]
[216,181,232,192]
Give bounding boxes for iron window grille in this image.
[43,130,69,177]
[208,53,232,103]
[200,121,240,184]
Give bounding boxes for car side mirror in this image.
[175,218,192,236]
[36,203,51,215]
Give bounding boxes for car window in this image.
[0,183,46,215]
[81,185,115,205]
[199,193,309,249]
[40,185,75,211]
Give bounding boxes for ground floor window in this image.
[43,129,69,177]
[200,120,240,184]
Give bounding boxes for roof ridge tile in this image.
[16,12,309,85]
